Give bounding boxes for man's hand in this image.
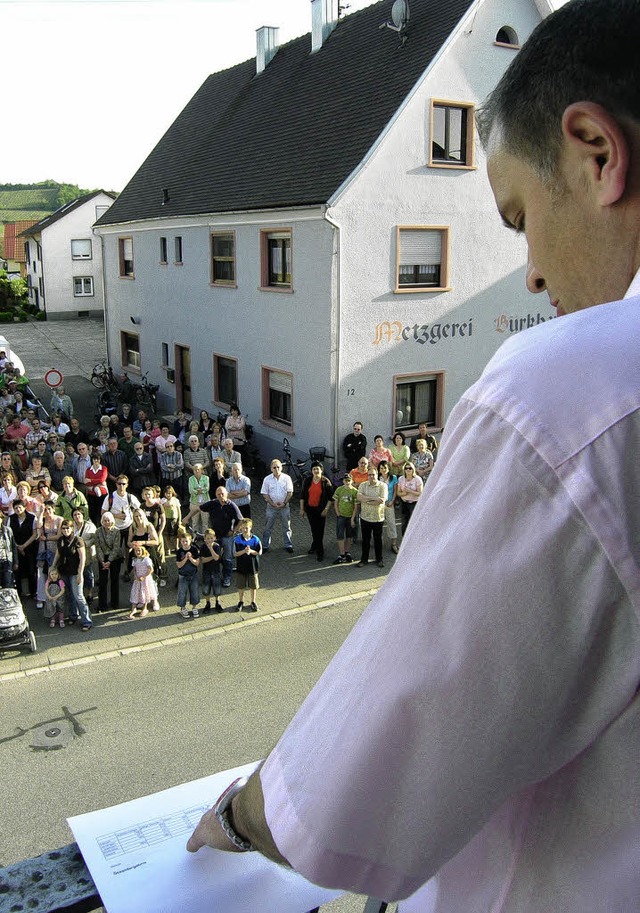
[186,805,244,854]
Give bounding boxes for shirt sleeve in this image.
[261,396,638,900]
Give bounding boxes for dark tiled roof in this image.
[21,190,116,236]
[98,0,476,226]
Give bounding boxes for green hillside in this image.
[0,188,60,212]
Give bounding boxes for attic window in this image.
[495,26,519,47]
[429,100,475,169]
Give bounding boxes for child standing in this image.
[161,485,182,556]
[45,568,66,628]
[176,529,200,619]
[233,519,262,613]
[129,544,159,618]
[200,528,223,614]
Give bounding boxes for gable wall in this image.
[330,0,544,449]
[40,194,113,318]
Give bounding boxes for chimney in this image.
[311,0,339,52]
[256,26,280,74]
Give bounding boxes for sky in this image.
[2,0,378,192]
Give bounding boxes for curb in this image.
[0,587,379,682]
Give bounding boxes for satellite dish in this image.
[391,0,410,30]
[379,0,410,43]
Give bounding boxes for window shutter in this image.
[400,230,441,264]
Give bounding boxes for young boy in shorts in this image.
[233,519,262,613]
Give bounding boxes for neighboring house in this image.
[96,0,553,462]
[22,191,116,319]
[2,221,37,278]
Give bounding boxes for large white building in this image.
[23,191,115,320]
[96,0,554,461]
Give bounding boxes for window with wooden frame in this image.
[396,226,450,292]
[118,237,134,278]
[429,100,475,168]
[213,354,238,407]
[393,371,445,434]
[262,367,293,429]
[210,232,236,286]
[120,331,141,371]
[260,229,292,290]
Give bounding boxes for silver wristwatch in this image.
[214,776,255,852]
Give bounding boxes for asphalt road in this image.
[1,594,397,913]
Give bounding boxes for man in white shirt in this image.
[260,459,293,552]
[187,2,640,910]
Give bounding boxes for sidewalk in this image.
[1,318,397,679]
[0,494,393,680]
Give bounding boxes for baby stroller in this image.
[0,587,37,654]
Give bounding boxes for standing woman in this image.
[84,452,109,525]
[396,463,424,534]
[35,500,62,609]
[300,463,334,562]
[126,507,159,577]
[0,471,17,518]
[389,432,411,478]
[141,486,167,586]
[51,520,92,631]
[411,438,435,482]
[224,404,247,461]
[377,460,399,554]
[369,435,393,469]
[199,410,215,441]
[95,512,122,612]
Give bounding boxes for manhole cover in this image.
[30,720,74,750]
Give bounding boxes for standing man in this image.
[103,436,128,492]
[188,2,640,910]
[71,441,91,495]
[260,459,293,553]
[199,487,243,589]
[342,421,367,471]
[225,462,251,519]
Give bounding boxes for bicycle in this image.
[91,361,120,392]
[133,371,160,413]
[281,437,310,495]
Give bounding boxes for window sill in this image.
[210,282,238,289]
[493,41,520,49]
[119,275,135,280]
[260,418,294,434]
[394,286,452,294]
[427,162,476,171]
[258,286,294,294]
[174,262,183,267]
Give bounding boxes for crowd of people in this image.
[0,375,269,628]
[0,339,440,633]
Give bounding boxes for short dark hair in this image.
[477,0,640,179]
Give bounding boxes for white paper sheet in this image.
[68,761,343,913]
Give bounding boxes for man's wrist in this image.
[214,776,255,852]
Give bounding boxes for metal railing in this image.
[0,842,389,913]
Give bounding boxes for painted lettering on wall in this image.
[494,312,554,334]
[372,319,473,346]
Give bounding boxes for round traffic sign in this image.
[44,369,64,388]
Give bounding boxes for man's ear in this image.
[561,102,629,206]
